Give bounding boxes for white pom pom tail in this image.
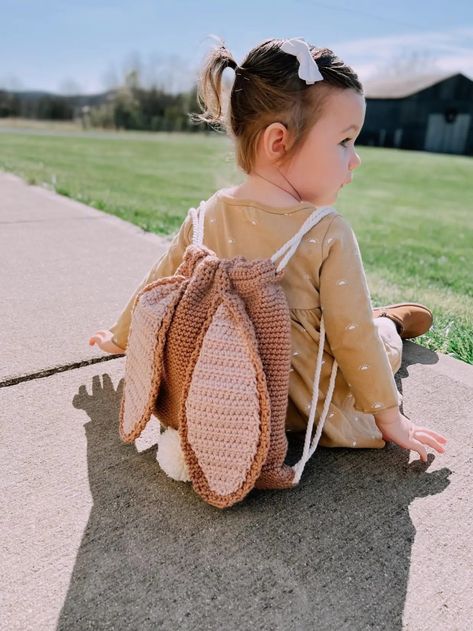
[156,426,191,482]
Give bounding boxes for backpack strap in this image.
[269,206,338,484]
[189,201,207,246]
[270,205,335,271]
[291,315,339,484]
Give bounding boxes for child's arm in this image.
[373,406,447,462]
[319,214,447,461]
[319,214,401,414]
[89,210,194,354]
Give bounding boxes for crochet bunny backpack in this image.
[118,200,339,509]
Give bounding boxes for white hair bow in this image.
[280,37,323,84]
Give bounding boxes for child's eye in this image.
[340,138,352,147]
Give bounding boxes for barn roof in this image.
[362,71,471,99]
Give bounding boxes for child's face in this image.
[284,88,365,206]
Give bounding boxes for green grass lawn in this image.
[1,127,472,364]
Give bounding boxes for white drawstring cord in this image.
[291,317,339,484]
[270,206,334,271]
[190,200,207,246]
[268,205,339,483]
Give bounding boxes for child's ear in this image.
[261,122,289,162]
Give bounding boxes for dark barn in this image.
[358,72,473,156]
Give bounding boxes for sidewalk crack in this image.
[0,355,124,388]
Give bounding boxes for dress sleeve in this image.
[319,214,400,413]
[109,210,194,351]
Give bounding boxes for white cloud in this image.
[335,26,473,81]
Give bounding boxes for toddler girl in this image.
[89,37,447,463]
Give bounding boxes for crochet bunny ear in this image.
[119,243,216,444]
[119,276,187,443]
[178,294,272,509]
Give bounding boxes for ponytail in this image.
[191,38,238,129]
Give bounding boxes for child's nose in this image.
[351,150,362,170]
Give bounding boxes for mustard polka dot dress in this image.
[110,189,403,450]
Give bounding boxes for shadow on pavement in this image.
[56,344,451,631]
[395,341,440,413]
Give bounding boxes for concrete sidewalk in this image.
[1,171,472,631]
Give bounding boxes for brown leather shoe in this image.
[372,303,433,339]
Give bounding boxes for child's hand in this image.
[89,330,126,355]
[375,409,447,462]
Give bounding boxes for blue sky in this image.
[1,0,472,94]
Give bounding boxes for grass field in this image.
[1,126,472,364]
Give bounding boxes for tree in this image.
[367,49,441,81]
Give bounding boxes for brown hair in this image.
[191,37,364,173]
